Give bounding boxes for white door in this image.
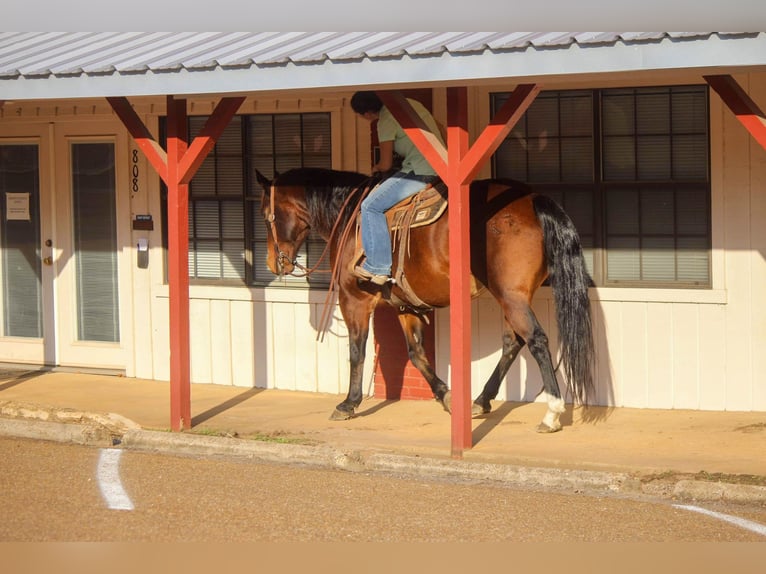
[0,120,131,371]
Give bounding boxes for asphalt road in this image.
[1,436,765,543]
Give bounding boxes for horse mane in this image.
[273,168,376,235]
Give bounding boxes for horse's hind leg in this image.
[472,323,525,416]
[500,296,565,433]
[397,312,451,412]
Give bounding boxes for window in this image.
[160,112,333,287]
[492,85,710,287]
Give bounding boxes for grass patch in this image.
[189,427,318,445]
[641,469,766,487]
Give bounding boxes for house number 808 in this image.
[131,149,139,193]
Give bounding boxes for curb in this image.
[0,417,115,447]
[2,411,766,505]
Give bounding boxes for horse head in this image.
[256,169,310,276]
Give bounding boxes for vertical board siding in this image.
[698,303,727,410]
[231,300,256,387]
[620,302,649,408]
[721,75,756,411]
[189,298,212,384]
[751,73,766,411]
[209,299,232,386]
[646,304,675,409]
[671,304,701,409]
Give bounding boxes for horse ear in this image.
[255,169,272,191]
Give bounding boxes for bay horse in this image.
[257,167,595,433]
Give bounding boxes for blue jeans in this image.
[360,171,435,275]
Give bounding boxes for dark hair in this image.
[350,91,383,115]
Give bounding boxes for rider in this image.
[350,91,445,285]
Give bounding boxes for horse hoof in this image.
[329,408,355,421]
[535,422,562,434]
[440,391,452,414]
[471,402,490,417]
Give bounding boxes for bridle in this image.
[266,185,309,277]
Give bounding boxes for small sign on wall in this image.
[132,214,153,230]
[6,192,30,221]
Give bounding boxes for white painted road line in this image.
[673,504,766,537]
[96,448,134,511]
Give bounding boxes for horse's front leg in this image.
[330,286,375,420]
[330,324,368,420]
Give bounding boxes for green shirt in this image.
[377,98,444,176]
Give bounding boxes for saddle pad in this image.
[386,183,447,231]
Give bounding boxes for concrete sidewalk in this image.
[1,367,765,503]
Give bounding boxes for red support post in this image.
[445,87,473,458]
[166,96,192,431]
[376,85,539,456]
[108,94,244,432]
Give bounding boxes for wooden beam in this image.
[107,97,169,182]
[458,84,540,184]
[376,91,449,178]
[705,74,766,151]
[178,96,245,184]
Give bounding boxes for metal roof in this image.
[1,32,765,101]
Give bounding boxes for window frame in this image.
[159,111,334,289]
[490,84,712,289]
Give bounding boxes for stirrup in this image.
[352,265,393,286]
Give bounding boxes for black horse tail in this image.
[532,194,595,406]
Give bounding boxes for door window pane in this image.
[71,143,120,342]
[0,144,42,337]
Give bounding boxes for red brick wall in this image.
[372,306,435,400]
[368,88,437,401]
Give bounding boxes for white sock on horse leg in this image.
[541,393,565,429]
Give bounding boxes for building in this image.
[1,33,765,440]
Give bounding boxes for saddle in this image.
[386,182,448,231]
[351,181,448,313]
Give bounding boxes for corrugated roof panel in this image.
[483,32,552,49]
[79,32,182,73]
[323,32,413,59]
[27,33,155,75]
[211,32,312,66]
[398,32,474,55]
[282,32,372,62]
[0,31,763,92]
[618,32,668,42]
[136,32,258,70]
[2,32,99,75]
[108,32,207,72]
[232,32,338,64]
[528,32,580,47]
[109,32,223,71]
[357,32,438,57]
[443,32,515,52]
[183,32,282,67]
